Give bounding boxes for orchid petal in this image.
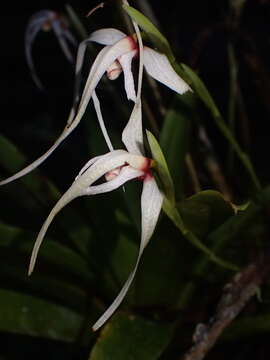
[92,256,140,331]
[78,36,136,111]
[89,28,126,45]
[25,12,53,89]
[51,20,76,63]
[66,38,104,126]
[92,176,163,331]
[75,154,104,180]
[86,166,143,195]
[118,49,137,101]
[25,10,77,89]
[143,47,191,94]
[140,177,163,248]
[61,26,78,47]
[122,101,144,155]
[28,149,148,275]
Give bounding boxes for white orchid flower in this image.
[28,107,163,332]
[25,10,78,89]
[89,27,192,102]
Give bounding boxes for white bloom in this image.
[89,28,192,101]
[25,10,78,89]
[28,105,163,332]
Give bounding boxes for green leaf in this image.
[89,313,174,360]
[179,190,235,238]
[181,64,220,118]
[134,218,187,306]
[0,289,83,342]
[123,4,174,63]
[146,130,175,203]
[160,95,193,198]
[180,65,260,190]
[163,197,238,271]
[66,4,88,39]
[0,134,60,201]
[100,232,138,302]
[0,222,93,283]
[0,134,95,255]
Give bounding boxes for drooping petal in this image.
[122,101,144,155]
[51,18,77,63]
[28,150,148,275]
[92,176,163,331]
[78,36,136,111]
[89,28,126,45]
[63,27,78,47]
[75,154,104,180]
[66,39,107,125]
[25,11,54,89]
[140,176,163,249]
[143,47,191,94]
[92,256,141,331]
[118,49,137,101]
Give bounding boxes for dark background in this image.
[1,0,270,359]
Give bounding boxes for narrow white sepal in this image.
[89,28,126,45]
[28,186,83,276]
[92,177,163,331]
[118,49,137,101]
[51,20,75,63]
[143,47,191,94]
[140,177,163,249]
[92,255,141,331]
[122,101,144,155]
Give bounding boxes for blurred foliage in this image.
[1,0,270,359]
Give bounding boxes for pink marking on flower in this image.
[106,36,138,81]
[105,167,121,181]
[137,171,153,182]
[137,158,154,182]
[106,60,122,80]
[126,35,138,51]
[140,158,152,173]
